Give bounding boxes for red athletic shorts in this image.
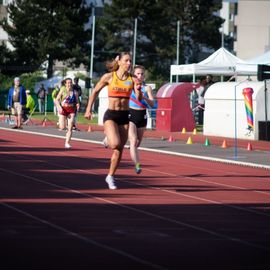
[60,104,76,116]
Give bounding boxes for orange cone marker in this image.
[181,127,186,134]
[247,142,253,151]
[221,140,228,148]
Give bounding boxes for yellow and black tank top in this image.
[108,72,133,98]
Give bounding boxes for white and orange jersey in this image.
[108,72,133,98]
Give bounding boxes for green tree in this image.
[95,0,224,81]
[1,0,91,78]
[0,43,15,76]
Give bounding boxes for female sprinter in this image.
[84,52,142,189]
[128,65,155,174]
[55,78,80,149]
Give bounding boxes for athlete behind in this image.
[128,65,155,174]
[55,78,80,149]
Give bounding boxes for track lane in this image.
[1,129,270,269]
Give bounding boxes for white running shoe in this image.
[105,175,117,189]
[102,137,108,148]
[65,143,71,149]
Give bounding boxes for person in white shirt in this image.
[195,78,207,125]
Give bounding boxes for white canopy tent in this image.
[34,76,62,93]
[236,50,270,76]
[34,75,85,93]
[170,47,246,82]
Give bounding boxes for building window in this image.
[234,3,238,15]
[234,25,237,41]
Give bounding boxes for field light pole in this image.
[89,6,96,92]
[176,20,180,83]
[234,81,238,159]
[221,23,224,48]
[133,18,137,66]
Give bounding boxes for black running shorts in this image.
[103,109,129,125]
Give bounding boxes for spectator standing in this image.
[195,78,207,125]
[201,74,214,97]
[73,77,82,104]
[52,85,60,116]
[195,75,214,125]
[7,77,26,129]
[37,83,46,113]
[72,77,82,131]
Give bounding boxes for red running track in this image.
[0,129,270,270]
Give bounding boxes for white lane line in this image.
[139,146,270,170]
[1,126,270,170]
[120,175,270,218]
[1,201,167,270]
[143,167,270,197]
[1,132,270,218]
[0,167,270,253]
[1,131,270,219]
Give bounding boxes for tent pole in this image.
[234,82,238,159]
[264,80,268,139]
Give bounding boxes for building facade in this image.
[234,0,270,59]
[0,0,12,47]
[219,0,238,47]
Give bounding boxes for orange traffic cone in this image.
[221,139,228,148]
[247,142,253,151]
[181,127,186,134]
[168,135,175,142]
[192,128,197,135]
[87,125,92,132]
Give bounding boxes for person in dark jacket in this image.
[7,77,26,129]
[37,83,46,113]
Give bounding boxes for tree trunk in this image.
[47,56,53,78]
